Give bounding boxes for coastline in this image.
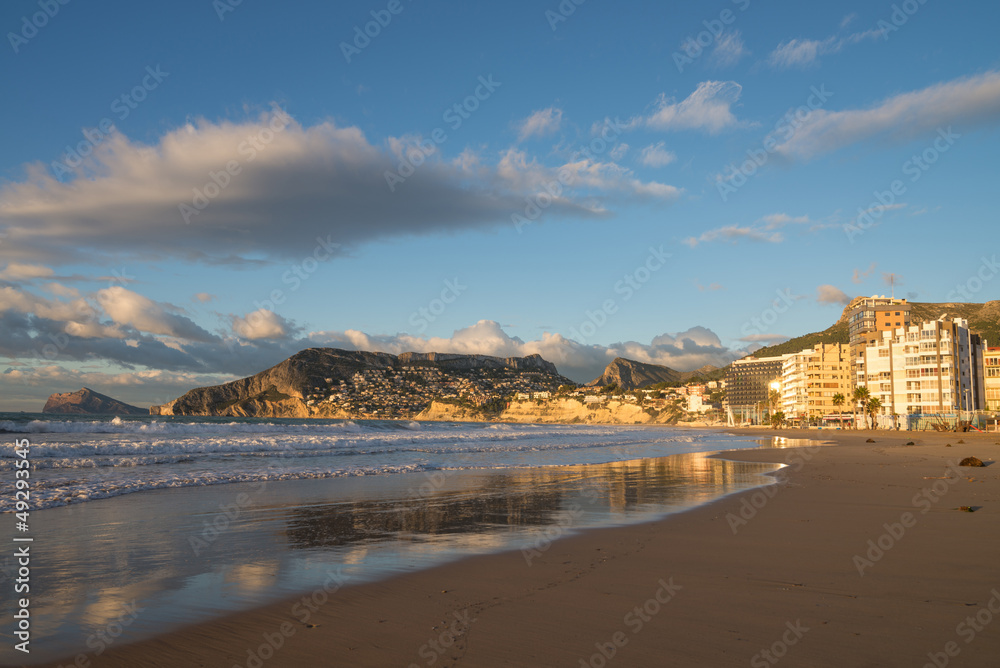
[31,428,1000,667]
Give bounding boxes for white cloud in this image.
[0,263,54,281]
[193,293,216,303]
[774,70,1000,160]
[232,309,294,340]
[517,107,563,141]
[684,213,812,247]
[709,31,747,68]
[816,284,850,305]
[0,106,643,267]
[768,27,880,69]
[310,320,738,383]
[637,81,749,134]
[97,287,217,342]
[609,143,630,160]
[639,142,676,167]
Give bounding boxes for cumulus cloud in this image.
[636,81,749,134]
[639,142,676,167]
[97,287,218,342]
[817,284,850,305]
[517,107,563,141]
[232,308,295,340]
[709,31,747,68]
[311,320,738,383]
[0,106,678,267]
[774,70,1000,160]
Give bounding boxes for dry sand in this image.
[36,429,1000,667]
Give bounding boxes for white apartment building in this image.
[857,317,985,419]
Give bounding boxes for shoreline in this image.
[29,429,1000,667]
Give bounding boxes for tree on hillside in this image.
[852,386,870,429]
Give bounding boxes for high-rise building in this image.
[780,343,852,420]
[727,355,787,418]
[985,347,1000,411]
[857,317,984,420]
[846,295,911,363]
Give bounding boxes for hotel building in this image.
[857,317,985,419]
[726,355,786,419]
[780,343,853,420]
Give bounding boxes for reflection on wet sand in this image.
[5,451,783,665]
[283,454,773,551]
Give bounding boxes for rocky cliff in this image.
[43,388,146,415]
[417,397,708,426]
[587,358,722,391]
[150,348,571,417]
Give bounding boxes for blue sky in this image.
[2,0,999,410]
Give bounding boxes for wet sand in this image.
[33,429,1000,667]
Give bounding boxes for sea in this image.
[0,413,806,664]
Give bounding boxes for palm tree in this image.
[867,397,882,430]
[832,393,845,426]
[769,388,780,415]
[770,410,786,429]
[852,386,870,430]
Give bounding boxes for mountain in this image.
[751,300,1000,359]
[586,358,723,391]
[43,388,146,415]
[151,348,574,418]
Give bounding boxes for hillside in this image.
[150,348,573,418]
[43,388,146,415]
[587,358,723,391]
[752,300,999,358]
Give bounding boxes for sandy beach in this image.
[33,428,1000,668]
